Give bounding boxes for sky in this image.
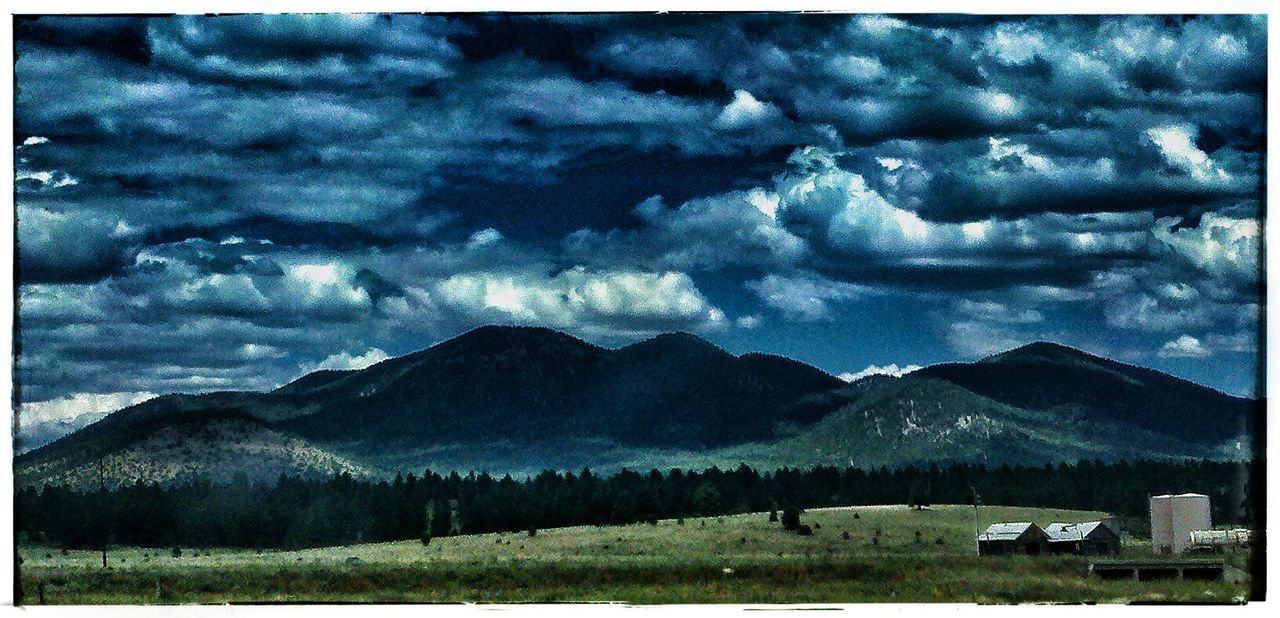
[12,14,1266,447]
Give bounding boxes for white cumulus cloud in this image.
[715,90,783,130]
[433,267,726,338]
[1147,124,1231,184]
[308,348,391,372]
[1158,335,1211,358]
[838,363,922,382]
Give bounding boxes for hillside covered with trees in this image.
[16,459,1255,550]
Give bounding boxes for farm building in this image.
[1151,493,1211,554]
[978,522,1050,556]
[1045,521,1121,555]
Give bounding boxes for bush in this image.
[842,531,851,541]
[171,547,181,559]
[527,527,537,538]
[853,513,860,519]
[797,524,813,536]
[677,518,685,526]
[781,506,801,531]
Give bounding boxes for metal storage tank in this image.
[1151,493,1211,554]
[1150,494,1174,554]
[1169,493,1211,554]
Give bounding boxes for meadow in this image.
[17,504,1251,604]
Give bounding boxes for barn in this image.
[978,522,1050,556]
[1045,521,1121,555]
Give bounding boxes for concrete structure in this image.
[1045,521,1121,555]
[1090,559,1228,582]
[978,522,1049,556]
[1150,493,1212,554]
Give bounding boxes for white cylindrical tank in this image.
[1169,493,1211,553]
[1150,494,1173,554]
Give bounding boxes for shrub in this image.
[677,518,685,526]
[797,525,813,536]
[781,506,801,531]
[853,513,861,519]
[527,527,537,538]
[935,537,945,545]
[171,547,181,559]
[842,531,851,541]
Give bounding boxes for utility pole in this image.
[971,486,981,557]
[99,457,107,568]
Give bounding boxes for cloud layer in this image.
[14,14,1264,437]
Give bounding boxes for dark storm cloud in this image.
[13,13,1265,420]
[14,16,152,65]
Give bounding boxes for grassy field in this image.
[17,504,1252,604]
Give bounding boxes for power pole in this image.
[99,457,107,568]
[971,486,981,557]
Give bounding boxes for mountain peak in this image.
[458,324,572,340]
[434,324,601,352]
[649,331,716,347]
[980,341,1098,366]
[618,331,729,358]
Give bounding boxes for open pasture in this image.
[18,504,1250,604]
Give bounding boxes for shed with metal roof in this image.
[978,522,1050,556]
[1045,521,1121,555]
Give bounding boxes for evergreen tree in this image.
[420,502,433,546]
[448,499,462,536]
[781,506,801,531]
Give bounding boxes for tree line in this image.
[14,458,1256,550]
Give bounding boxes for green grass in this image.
[17,504,1251,604]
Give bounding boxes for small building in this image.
[1151,493,1211,554]
[978,522,1050,556]
[1045,521,1121,555]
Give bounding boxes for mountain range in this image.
[15,325,1260,489]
